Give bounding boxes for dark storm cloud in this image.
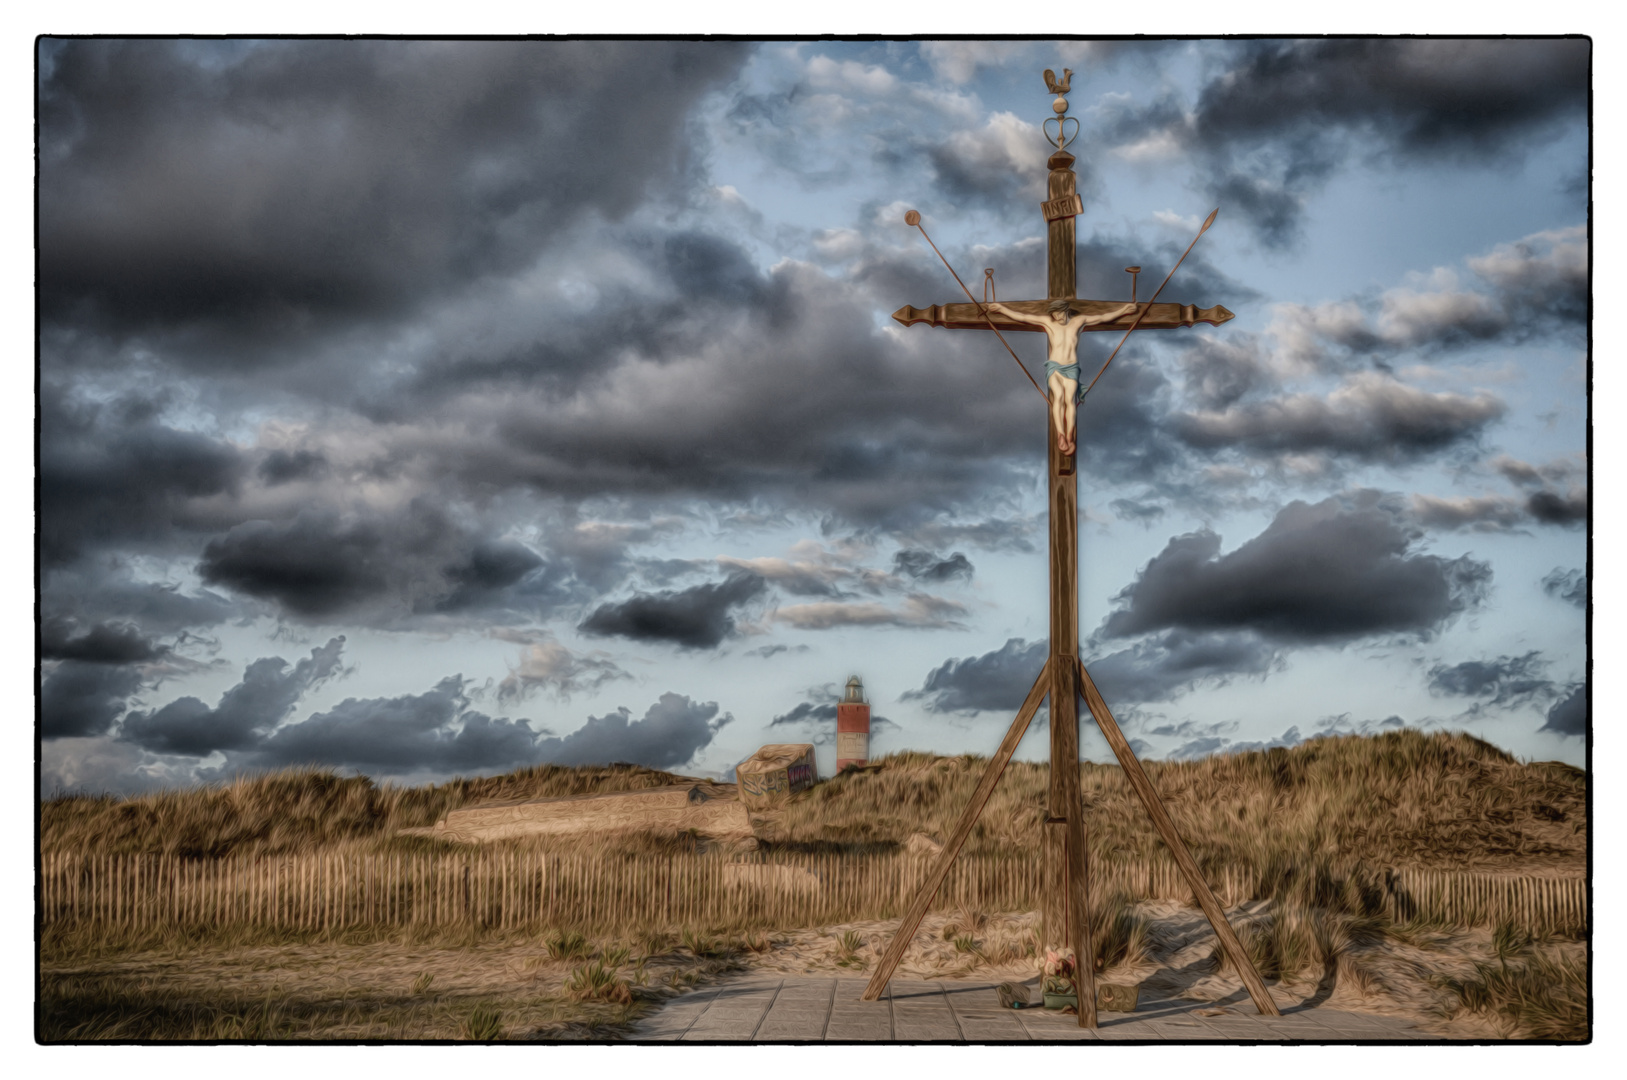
[257,449,328,486]
[41,662,145,739]
[1541,684,1586,737]
[198,509,440,619]
[40,39,749,348]
[40,383,244,566]
[1086,630,1281,704]
[241,676,541,773]
[1102,491,1491,644]
[40,618,167,665]
[1102,39,1588,246]
[579,573,766,649]
[197,505,559,623]
[1172,374,1505,464]
[542,693,731,770]
[893,548,973,583]
[121,637,346,756]
[905,637,1047,714]
[1427,651,1551,708]
[1542,568,1586,608]
[434,539,547,613]
[1526,489,1588,526]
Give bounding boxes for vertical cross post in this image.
[1044,145,1095,1028]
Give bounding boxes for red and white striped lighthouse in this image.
[836,675,871,771]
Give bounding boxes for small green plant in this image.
[952,934,979,954]
[462,1003,504,1041]
[546,930,591,962]
[410,972,434,996]
[567,961,633,1005]
[834,929,865,968]
[681,929,726,959]
[601,945,630,969]
[1492,921,1531,966]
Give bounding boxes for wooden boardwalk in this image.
[627,975,1433,1042]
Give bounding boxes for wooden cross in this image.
[860,73,1279,1028]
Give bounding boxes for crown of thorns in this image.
[1047,300,1074,314]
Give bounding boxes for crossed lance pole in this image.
[860,71,1280,1029]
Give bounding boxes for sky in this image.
[36,37,1591,796]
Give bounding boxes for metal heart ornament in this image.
[1043,115,1079,150]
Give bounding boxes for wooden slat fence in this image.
[38,851,1586,939]
[1388,867,1588,936]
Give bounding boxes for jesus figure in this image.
[988,299,1138,455]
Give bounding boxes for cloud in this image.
[905,638,1047,714]
[257,448,329,486]
[121,637,346,756]
[496,637,630,702]
[775,592,968,631]
[40,619,168,664]
[1526,489,1587,526]
[240,676,544,774]
[540,693,731,770]
[1086,630,1281,704]
[1102,40,1589,246]
[1176,334,1271,409]
[892,548,974,583]
[40,737,194,797]
[1541,684,1586,737]
[1101,491,1491,644]
[1260,226,1586,370]
[1542,568,1585,608]
[928,111,1052,206]
[579,573,766,649]
[1426,651,1551,708]
[198,506,559,623]
[1409,494,1529,532]
[1173,373,1505,464]
[39,383,244,567]
[232,680,730,776]
[40,40,749,346]
[41,662,146,740]
[716,547,890,598]
[42,563,238,635]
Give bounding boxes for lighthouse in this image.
[836,675,871,771]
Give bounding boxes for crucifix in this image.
[861,70,1280,1028]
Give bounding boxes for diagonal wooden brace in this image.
[1076,657,1281,1016]
[861,662,1051,1001]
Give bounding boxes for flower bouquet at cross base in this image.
[1041,949,1079,1010]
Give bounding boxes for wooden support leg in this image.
[1077,658,1281,1016]
[862,662,1050,1001]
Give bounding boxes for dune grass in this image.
[41,731,1586,873]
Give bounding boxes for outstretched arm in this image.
[1075,301,1140,327]
[987,301,1052,327]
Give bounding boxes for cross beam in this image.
[860,77,1279,1027]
